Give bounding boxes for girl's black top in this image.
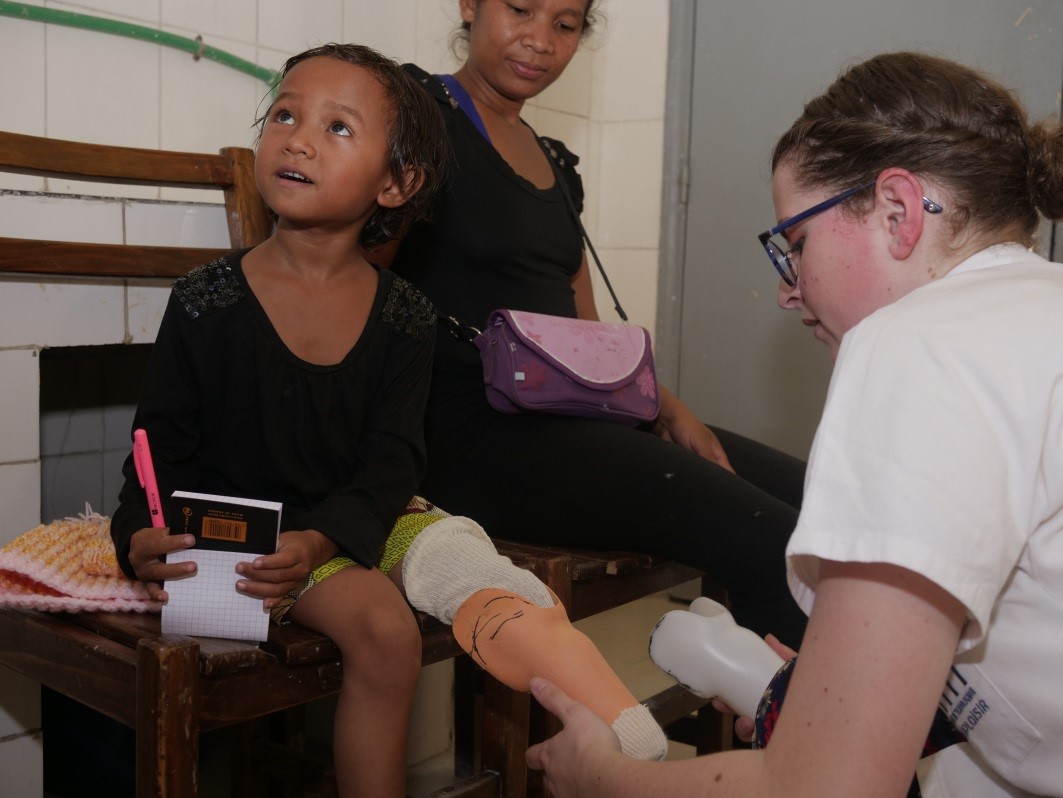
[111,249,436,575]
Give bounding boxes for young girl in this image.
[113,42,668,796]
[525,50,1063,798]
[111,43,448,797]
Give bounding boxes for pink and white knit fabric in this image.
[0,505,160,613]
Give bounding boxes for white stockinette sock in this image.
[613,704,669,761]
[401,515,553,625]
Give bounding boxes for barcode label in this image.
[201,516,248,543]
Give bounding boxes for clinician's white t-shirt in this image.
[787,245,1063,796]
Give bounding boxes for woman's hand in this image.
[654,387,735,472]
[571,260,732,472]
[236,528,337,608]
[525,677,623,797]
[127,526,196,603]
[710,633,797,742]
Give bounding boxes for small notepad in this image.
[161,491,282,642]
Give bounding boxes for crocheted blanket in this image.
[0,506,160,613]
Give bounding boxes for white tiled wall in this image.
[0,0,668,326]
[0,1,671,794]
[0,196,218,526]
[0,194,208,798]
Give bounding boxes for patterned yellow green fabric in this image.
[310,555,358,581]
[378,503,448,574]
[269,496,449,624]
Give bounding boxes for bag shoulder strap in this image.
[434,74,629,324]
[538,137,629,322]
[438,313,480,343]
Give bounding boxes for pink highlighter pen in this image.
[132,428,166,528]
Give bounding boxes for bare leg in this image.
[289,564,421,798]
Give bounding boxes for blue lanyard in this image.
[437,74,492,144]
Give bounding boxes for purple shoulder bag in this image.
[439,73,660,426]
[475,310,659,426]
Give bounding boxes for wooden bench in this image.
[0,545,719,797]
[0,599,483,796]
[0,129,727,797]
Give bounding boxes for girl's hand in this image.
[127,526,196,603]
[654,387,735,472]
[236,529,337,607]
[710,633,797,742]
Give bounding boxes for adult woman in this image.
[525,51,1063,796]
[389,0,808,647]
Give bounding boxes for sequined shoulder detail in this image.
[173,255,246,319]
[382,274,435,339]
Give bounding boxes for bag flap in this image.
[495,310,651,388]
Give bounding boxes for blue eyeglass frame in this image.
[757,181,944,287]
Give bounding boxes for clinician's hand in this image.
[710,633,797,742]
[525,678,623,798]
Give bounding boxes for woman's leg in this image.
[422,415,808,648]
[288,565,421,798]
[708,425,806,510]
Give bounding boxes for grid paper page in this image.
[161,549,270,642]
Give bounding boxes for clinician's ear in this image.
[876,168,927,261]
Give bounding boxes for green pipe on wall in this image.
[0,0,279,86]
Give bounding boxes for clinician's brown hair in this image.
[773,51,1063,246]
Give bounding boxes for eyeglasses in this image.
[757,181,944,287]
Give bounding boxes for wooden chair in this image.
[0,129,271,277]
[0,129,728,797]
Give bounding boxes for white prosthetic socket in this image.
[402,514,667,760]
[649,596,784,719]
[401,515,553,625]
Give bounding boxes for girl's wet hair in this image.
[773,51,1063,246]
[262,43,450,250]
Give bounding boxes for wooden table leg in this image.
[453,655,482,778]
[481,674,530,798]
[137,636,200,797]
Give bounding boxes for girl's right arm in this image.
[111,292,203,583]
[125,526,197,603]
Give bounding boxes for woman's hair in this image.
[262,43,450,250]
[452,0,601,52]
[772,51,1063,246]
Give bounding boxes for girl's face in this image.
[772,164,895,361]
[255,57,403,230]
[460,0,588,102]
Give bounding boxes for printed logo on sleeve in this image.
[939,665,1041,773]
